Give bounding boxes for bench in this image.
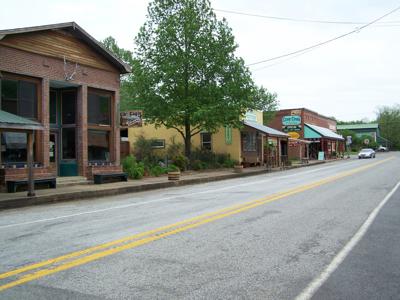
[301,158,309,164]
[6,178,56,193]
[93,173,128,184]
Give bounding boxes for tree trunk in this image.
[184,118,191,159]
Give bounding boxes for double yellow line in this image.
[0,157,394,292]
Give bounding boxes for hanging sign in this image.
[120,110,143,127]
[282,125,301,132]
[288,132,300,139]
[282,115,301,126]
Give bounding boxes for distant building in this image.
[336,123,391,148]
[268,108,345,160]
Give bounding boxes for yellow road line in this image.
[0,157,394,292]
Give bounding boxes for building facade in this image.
[0,22,130,187]
[268,108,344,159]
[127,110,289,166]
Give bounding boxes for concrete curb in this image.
[0,160,327,210]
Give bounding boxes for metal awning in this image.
[0,110,44,131]
[244,120,289,138]
[304,123,344,140]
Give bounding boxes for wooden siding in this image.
[0,29,117,72]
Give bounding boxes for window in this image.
[62,91,76,125]
[50,91,57,124]
[88,92,111,125]
[62,128,75,159]
[201,132,212,150]
[243,132,256,152]
[0,132,36,163]
[151,139,165,149]
[88,130,110,161]
[1,79,37,119]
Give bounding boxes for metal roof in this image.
[0,22,131,74]
[0,110,44,131]
[305,123,344,140]
[336,123,379,130]
[244,120,289,138]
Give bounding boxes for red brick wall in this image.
[0,167,55,188]
[267,108,337,139]
[0,44,122,183]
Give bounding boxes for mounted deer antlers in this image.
[63,56,79,81]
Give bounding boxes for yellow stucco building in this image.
[127,110,289,165]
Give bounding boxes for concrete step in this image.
[56,176,91,187]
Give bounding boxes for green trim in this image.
[304,124,322,138]
[225,126,232,145]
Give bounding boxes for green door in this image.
[50,89,78,176]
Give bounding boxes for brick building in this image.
[268,108,345,160]
[0,22,131,189]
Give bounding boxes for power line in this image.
[215,8,400,25]
[246,5,400,67]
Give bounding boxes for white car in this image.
[358,148,376,159]
[377,145,387,152]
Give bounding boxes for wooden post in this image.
[27,130,35,197]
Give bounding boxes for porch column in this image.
[112,89,121,166]
[40,78,50,168]
[77,85,88,177]
[27,130,35,197]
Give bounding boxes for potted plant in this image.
[167,164,181,180]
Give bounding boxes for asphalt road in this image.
[0,152,399,299]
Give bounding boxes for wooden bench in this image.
[93,173,128,184]
[6,178,56,193]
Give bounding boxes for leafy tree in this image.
[130,0,277,157]
[377,104,400,149]
[101,37,139,111]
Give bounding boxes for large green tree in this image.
[131,0,277,157]
[377,104,400,149]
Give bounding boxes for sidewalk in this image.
[0,160,328,210]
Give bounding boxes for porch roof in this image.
[244,120,289,138]
[0,110,44,131]
[304,123,344,140]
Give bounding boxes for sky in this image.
[1,0,400,121]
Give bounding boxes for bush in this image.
[122,155,145,179]
[167,164,180,172]
[149,165,166,177]
[173,154,189,171]
[190,149,237,169]
[133,135,160,166]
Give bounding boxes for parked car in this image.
[377,145,388,152]
[358,148,376,159]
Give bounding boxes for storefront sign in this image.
[282,125,301,132]
[120,110,143,127]
[282,115,301,126]
[245,111,257,122]
[288,132,300,139]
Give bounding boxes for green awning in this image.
[0,110,44,131]
[304,124,322,139]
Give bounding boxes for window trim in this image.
[200,132,212,151]
[150,139,165,149]
[0,73,40,121]
[87,129,111,162]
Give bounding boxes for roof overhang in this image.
[0,110,44,131]
[244,120,289,138]
[0,22,132,74]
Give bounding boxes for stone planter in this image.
[168,171,181,180]
[233,165,243,173]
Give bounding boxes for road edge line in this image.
[295,179,400,300]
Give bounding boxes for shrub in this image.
[167,164,180,172]
[122,155,145,179]
[150,165,166,177]
[173,154,189,171]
